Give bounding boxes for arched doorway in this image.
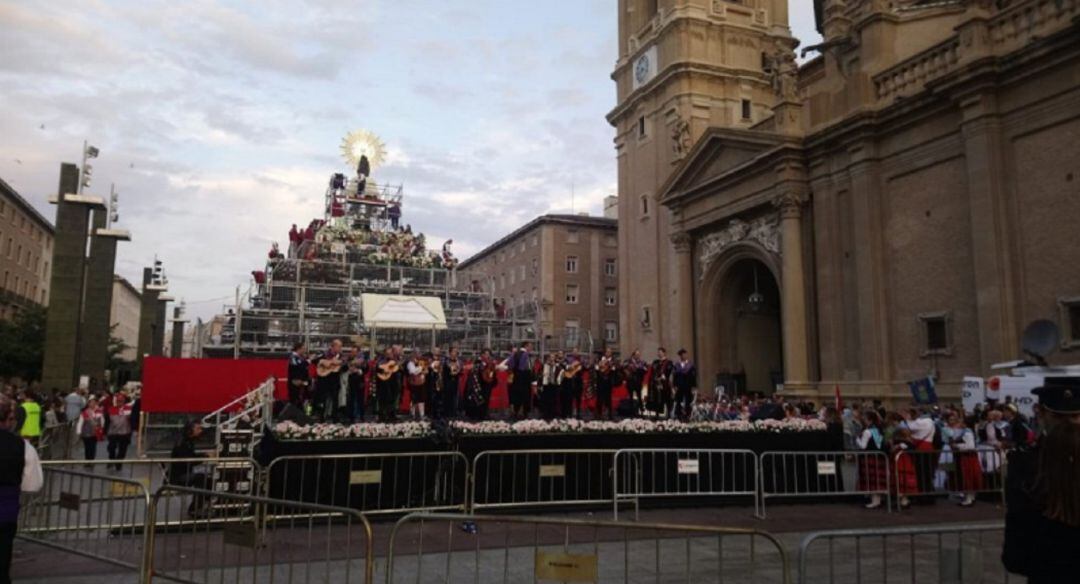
[708,255,783,395]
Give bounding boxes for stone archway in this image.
[699,245,784,396]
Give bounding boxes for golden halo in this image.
[339,129,387,171]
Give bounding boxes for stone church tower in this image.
[607,0,797,358]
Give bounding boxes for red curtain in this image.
[141,357,287,413]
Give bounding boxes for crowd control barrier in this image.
[265,451,469,516]
[613,448,759,519]
[892,447,1006,510]
[759,451,891,518]
[470,449,616,512]
[798,521,1009,583]
[386,512,791,584]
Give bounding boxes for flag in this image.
[85,145,100,158]
[834,384,843,410]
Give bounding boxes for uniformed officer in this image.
[1002,376,1080,582]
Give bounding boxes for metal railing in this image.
[265,452,469,516]
[613,448,760,519]
[470,449,616,512]
[43,457,260,502]
[17,467,151,574]
[798,522,1009,583]
[759,451,891,518]
[893,447,1006,510]
[145,486,374,584]
[386,512,791,584]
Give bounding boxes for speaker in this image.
[274,403,312,426]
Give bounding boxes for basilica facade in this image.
[609,0,1080,402]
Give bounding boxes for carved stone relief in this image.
[697,216,780,279]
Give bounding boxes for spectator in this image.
[106,393,134,471]
[856,410,888,509]
[16,392,41,448]
[0,395,43,583]
[169,421,211,518]
[63,388,85,423]
[76,398,105,467]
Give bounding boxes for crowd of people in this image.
[0,381,140,467]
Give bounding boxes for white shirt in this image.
[22,440,43,493]
[908,417,936,442]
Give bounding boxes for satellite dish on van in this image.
[1021,319,1060,366]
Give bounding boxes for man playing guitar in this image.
[561,350,584,418]
[594,347,618,420]
[286,342,310,410]
[624,350,647,415]
[312,339,348,422]
[649,347,675,417]
[374,346,401,422]
[440,346,463,419]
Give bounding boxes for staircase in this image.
[201,376,276,459]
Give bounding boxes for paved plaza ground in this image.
[12,499,1011,583]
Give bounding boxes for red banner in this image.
[141,357,287,413]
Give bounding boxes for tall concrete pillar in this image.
[170,305,188,358]
[153,295,171,356]
[78,208,131,386]
[136,267,163,375]
[775,192,810,385]
[41,164,105,392]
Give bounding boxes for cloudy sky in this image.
[0,0,819,320]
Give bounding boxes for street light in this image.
[108,185,119,227]
[79,141,99,194]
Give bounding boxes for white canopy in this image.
[360,293,447,330]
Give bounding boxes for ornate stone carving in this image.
[670,116,692,160]
[697,216,780,279]
[670,231,692,253]
[773,190,807,218]
[767,50,799,102]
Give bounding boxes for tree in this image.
[107,323,134,384]
[0,306,47,381]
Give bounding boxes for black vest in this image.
[0,431,26,523]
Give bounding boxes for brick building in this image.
[0,177,53,320]
[459,214,620,354]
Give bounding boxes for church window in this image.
[741,99,752,120]
[918,312,952,356]
[640,306,652,329]
[640,194,650,217]
[637,115,647,139]
[1059,296,1080,349]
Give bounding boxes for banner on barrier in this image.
[677,459,700,474]
[816,461,837,476]
[539,464,566,478]
[535,551,598,582]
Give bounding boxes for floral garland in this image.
[272,417,826,441]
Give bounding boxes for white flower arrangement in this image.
[271,417,826,441]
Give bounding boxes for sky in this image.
[0,0,820,321]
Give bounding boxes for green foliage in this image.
[0,306,47,381]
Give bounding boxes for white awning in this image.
[360,293,447,330]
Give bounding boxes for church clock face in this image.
[635,54,651,85]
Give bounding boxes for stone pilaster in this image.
[136,268,161,375]
[670,232,695,356]
[774,191,810,385]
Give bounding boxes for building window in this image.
[565,319,581,347]
[605,322,618,343]
[566,255,579,273]
[604,235,617,247]
[604,259,617,277]
[531,234,538,247]
[605,287,617,306]
[640,194,650,217]
[519,242,525,253]
[637,115,647,139]
[6,238,12,258]
[500,273,506,290]
[510,269,516,285]
[519,265,525,280]
[565,284,579,304]
[531,258,538,275]
[918,312,952,356]
[1059,296,1080,349]
[741,99,752,120]
[641,306,652,329]
[531,287,538,302]
[567,229,580,244]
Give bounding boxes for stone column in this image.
[170,306,188,358]
[670,232,695,355]
[775,192,810,385]
[79,209,130,386]
[42,164,104,392]
[136,268,162,376]
[153,297,170,356]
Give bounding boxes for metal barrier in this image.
[17,467,151,575]
[44,457,260,503]
[759,451,891,517]
[613,448,759,519]
[386,512,791,584]
[798,521,1009,583]
[265,452,469,516]
[893,447,1006,510]
[470,449,616,512]
[146,485,373,583]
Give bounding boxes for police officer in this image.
[1002,376,1080,582]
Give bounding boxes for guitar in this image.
[316,355,344,377]
[408,359,429,387]
[481,360,497,384]
[376,360,400,382]
[562,362,583,380]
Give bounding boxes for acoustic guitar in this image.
[562,362,583,380]
[316,356,344,377]
[376,360,400,382]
